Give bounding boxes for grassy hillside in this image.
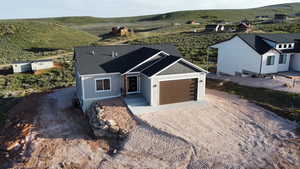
[2,3,300,26]
[0,21,98,64]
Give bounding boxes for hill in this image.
[0,21,98,64]
[5,3,299,25]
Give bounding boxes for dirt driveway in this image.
[140,89,300,168]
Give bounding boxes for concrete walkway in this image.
[123,94,207,115]
[208,73,300,94]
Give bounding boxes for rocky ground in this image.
[0,87,299,169]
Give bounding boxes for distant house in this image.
[274,14,288,23]
[12,59,54,73]
[211,33,300,76]
[256,15,271,20]
[111,26,134,36]
[237,22,252,32]
[205,24,224,32]
[186,20,200,25]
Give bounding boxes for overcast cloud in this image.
[0,0,299,19]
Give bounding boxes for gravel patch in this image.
[139,89,300,168]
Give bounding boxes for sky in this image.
[0,0,299,19]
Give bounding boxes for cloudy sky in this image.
[1,0,299,19]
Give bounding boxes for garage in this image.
[159,78,198,105]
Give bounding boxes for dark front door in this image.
[159,78,198,105]
[127,76,138,93]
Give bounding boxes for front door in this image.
[127,76,138,93]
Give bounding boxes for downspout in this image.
[259,55,263,75]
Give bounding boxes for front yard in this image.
[0,86,299,168]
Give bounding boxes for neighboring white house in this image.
[211,33,300,76]
[75,44,208,111]
[12,59,54,73]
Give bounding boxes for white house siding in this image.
[12,62,31,73]
[291,53,300,71]
[261,51,289,74]
[140,74,151,104]
[277,54,291,72]
[31,61,54,71]
[215,36,262,75]
[81,73,122,111]
[150,72,206,106]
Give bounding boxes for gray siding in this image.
[140,74,151,104]
[82,73,122,99]
[158,61,200,75]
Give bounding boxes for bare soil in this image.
[140,89,300,168]
[1,87,299,169]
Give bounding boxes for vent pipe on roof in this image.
[112,51,118,58]
[91,50,95,56]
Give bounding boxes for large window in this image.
[266,55,275,65]
[279,54,287,64]
[96,78,111,91]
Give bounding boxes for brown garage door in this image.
[159,78,198,105]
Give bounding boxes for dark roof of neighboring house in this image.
[205,24,219,29]
[142,55,181,77]
[75,44,183,75]
[237,33,300,55]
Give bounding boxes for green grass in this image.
[207,79,300,122]
[0,21,99,64]
[130,32,233,66]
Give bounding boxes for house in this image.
[205,24,224,32]
[186,20,200,25]
[255,15,271,20]
[274,14,288,23]
[210,33,300,76]
[74,44,208,111]
[111,26,133,36]
[12,59,54,73]
[237,22,252,33]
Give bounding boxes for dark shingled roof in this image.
[142,55,181,77]
[237,33,300,55]
[75,44,182,75]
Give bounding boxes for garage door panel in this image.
[159,78,197,105]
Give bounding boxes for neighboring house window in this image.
[278,44,282,49]
[288,44,292,48]
[283,44,287,48]
[95,78,111,91]
[279,54,287,64]
[266,55,275,65]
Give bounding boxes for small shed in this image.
[237,22,252,32]
[12,61,32,73]
[31,59,54,71]
[274,14,288,23]
[205,24,224,32]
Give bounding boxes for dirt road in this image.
[140,89,300,168]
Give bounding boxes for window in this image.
[279,54,287,64]
[278,44,282,49]
[266,55,275,65]
[288,44,292,48]
[95,78,110,91]
[283,44,287,48]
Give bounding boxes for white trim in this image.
[156,72,201,81]
[81,72,120,77]
[122,51,169,75]
[126,74,140,94]
[150,58,182,78]
[180,58,209,73]
[83,94,121,101]
[95,77,112,93]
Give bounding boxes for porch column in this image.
[123,74,128,96]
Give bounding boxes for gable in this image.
[158,61,201,75]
